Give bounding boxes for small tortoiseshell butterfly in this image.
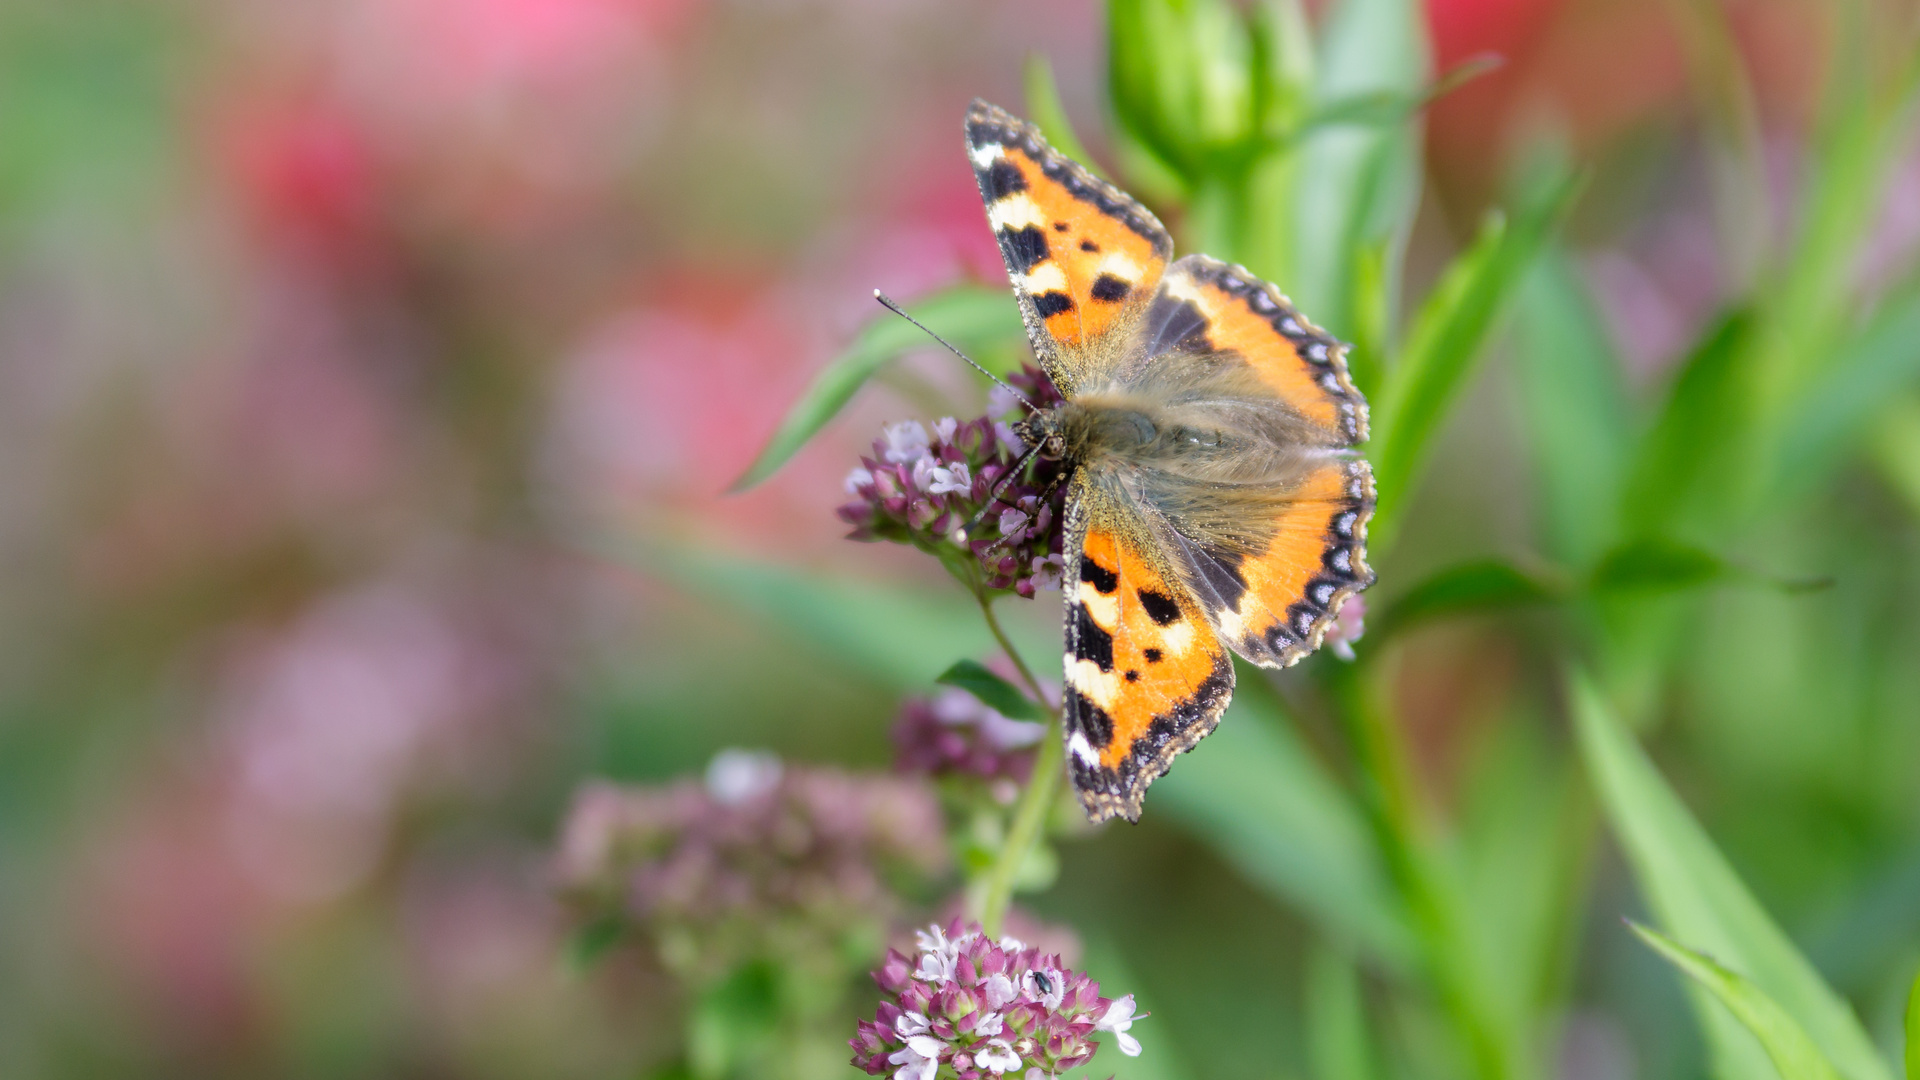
[966,100,1376,823]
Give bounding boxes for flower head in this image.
[892,685,1045,790]
[851,918,1143,1079]
[838,364,1067,598]
[554,754,947,986]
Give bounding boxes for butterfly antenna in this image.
[873,290,1037,412]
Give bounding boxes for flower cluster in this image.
[892,686,1045,792]
[851,919,1143,1080]
[839,365,1067,598]
[554,751,947,985]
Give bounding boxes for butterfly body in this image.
[967,100,1375,822]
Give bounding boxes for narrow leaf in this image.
[730,286,1020,491]
[1905,967,1919,1080]
[936,659,1046,720]
[1630,922,1843,1080]
[1774,278,1920,500]
[1288,0,1428,331]
[1365,558,1563,646]
[1511,249,1631,565]
[1571,673,1892,1080]
[563,916,627,975]
[1307,944,1377,1080]
[1589,538,1730,595]
[1620,308,1758,537]
[1024,53,1101,177]
[1368,168,1578,550]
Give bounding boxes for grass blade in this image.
[1368,170,1578,549]
[1619,308,1758,538]
[1630,922,1844,1080]
[730,285,1020,491]
[1571,672,1893,1080]
[1364,558,1563,648]
[1511,249,1631,565]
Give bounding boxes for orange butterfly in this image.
[966,100,1375,823]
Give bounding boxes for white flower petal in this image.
[974,1011,1004,1037]
[997,935,1027,952]
[976,1038,1022,1074]
[844,466,875,495]
[895,1011,931,1039]
[983,974,1018,1010]
[1117,1031,1142,1056]
[905,1035,947,1059]
[998,508,1029,536]
[933,416,959,442]
[883,421,932,464]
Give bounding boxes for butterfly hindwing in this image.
[1149,255,1367,445]
[1168,457,1375,669]
[966,99,1172,395]
[1063,477,1235,823]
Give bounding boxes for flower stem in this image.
[980,714,1062,938]
[977,592,1050,709]
[972,593,1063,938]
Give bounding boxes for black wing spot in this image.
[1143,293,1212,354]
[1001,225,1049,275]
[1138,589,1181,626]
[1070,602,1115,672]
[1080,240,1099,252]
[1143,648,1163,663]
[1124,669,1140,683]
[1067,686,1115,748]
[1090,274,1131,302]
[1079,556,1119,594]
[983,159,1027,197]
[1032,292,1074,318]
[1053,221,1069,232]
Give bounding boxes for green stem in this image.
[1327,662,1516,1080]
[972,593,1064,938]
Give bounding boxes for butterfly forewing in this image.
[965,99,1171,395]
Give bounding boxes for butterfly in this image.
[966,99,1375,823]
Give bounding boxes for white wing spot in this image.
[987,193,1045,232]
[969,142,1006,169]
[1066,730,1100,767]
[1024,263,1069,295]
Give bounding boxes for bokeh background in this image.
[3,1,1919,1079]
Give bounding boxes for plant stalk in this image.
[972,593,1064,938]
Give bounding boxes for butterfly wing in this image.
[965,99,1172,396]
[1062,472,1235,823]
[1140,255,1376,667]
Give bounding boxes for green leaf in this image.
[1511,248,1631,565]
[1629,922,1843,1080]
[1620,309,1760,537]
[1773,278,1920,501]
[1368,168,1578,550]
[1905,967,1919,1080]
[1570,672,1893,1080]
[1024,53,1101,177]
[561,915,626,975]
[1288,0,1428,333]
[1154,668,1414,966]
[935,659,1046,720]
[1589,538,1731,596]
[1365,558,1563,647]
[729,285,1021,491]
[1588,537,1830,597]
[624,539,1046,691]
[1307,944,1377,1080]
